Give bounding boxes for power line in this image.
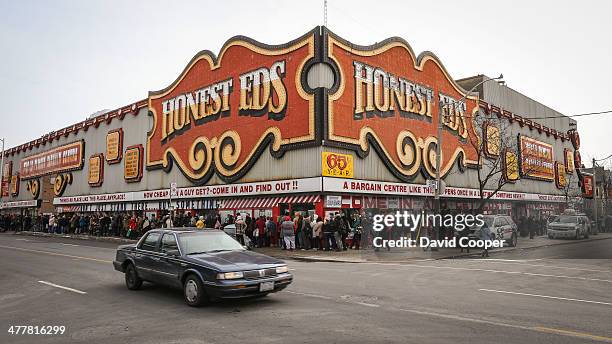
[594,153,612,162]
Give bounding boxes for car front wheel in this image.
[184,275,207,307]
[125,263,143,290]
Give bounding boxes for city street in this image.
[0,233,610,344]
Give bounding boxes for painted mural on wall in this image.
[322,29,480,182]
[147,29,319,184]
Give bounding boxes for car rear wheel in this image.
[509,233,517,247]
[125,263,143,290]
[183,275,207,307]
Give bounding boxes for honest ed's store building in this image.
[0,27,583,220]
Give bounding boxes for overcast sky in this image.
[1,0,610,168]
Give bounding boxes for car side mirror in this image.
[165,249,180,256]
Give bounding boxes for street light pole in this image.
[0,138,5,205]
[434,75,503,242]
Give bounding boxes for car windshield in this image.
[177,231,244,255]
[553,216,578,224]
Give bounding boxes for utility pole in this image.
[592,158,598,233]
[323,0,328,27]
[0,138,5,207]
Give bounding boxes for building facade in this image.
[0,27,584,224]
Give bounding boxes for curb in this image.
[11,231,137,244]
[261,235,612,263]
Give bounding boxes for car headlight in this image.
[276,265,289,274]
[216,271,244,280]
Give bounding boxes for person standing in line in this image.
[281,216,296,250]
[301,215,312,250]
[234,215,246,245]
[294,213,303,249]
[48,214,56,234]
[312,216,324,250]
[324,214,337,251]
[350,213,362,250]
[266,217,277,247]
[256,216,266,248]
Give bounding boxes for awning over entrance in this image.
[221,194,320,209]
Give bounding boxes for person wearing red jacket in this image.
[255,216,266,248]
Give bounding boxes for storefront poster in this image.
[555,162,566,189]
[564,148,574,173]
[518,135,554,181]
[124,145,143,182]
[503,149,519,182]
[88,154,104,187]
[581,174,593,198]
[323,29,480,181]
[322,152,354,178]
[1,181,8,197]
[147,29,318,184]
[2,161,11,181]
[106,129,123,164]
[10,174,19,196]
[19,140,84,179]
[484,122,501,157]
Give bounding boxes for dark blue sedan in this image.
[113,228,293,306]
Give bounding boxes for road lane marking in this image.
[61,243,81,247]
[479,289,612,306]
[285,290,332,300]
[463,260,612,274]
[359,262,612,283]
[38,281,87,294]
[355,302,379,307]
[533,327,612,342]
[287,289,612,342]
[15,239,30,241]
[0,244,111,263]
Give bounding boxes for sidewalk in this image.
[253,233,612,263]
[5,230,612,263]
[9,230,137,244]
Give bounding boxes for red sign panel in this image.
[147,30,317,183]
[324,30,480,181]
[518,135,554,181]
[582,174,594,198]
[20,141,84,179]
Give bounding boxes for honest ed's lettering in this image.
[160,60,288,143]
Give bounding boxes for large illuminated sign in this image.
[323,29,480,181]
[147,30,318,184]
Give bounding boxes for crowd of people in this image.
[3,210,612,252]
